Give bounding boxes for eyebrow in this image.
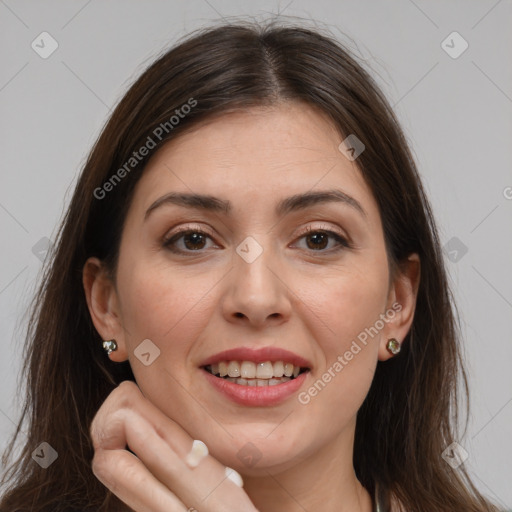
[144,189,367,220]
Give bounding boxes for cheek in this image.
[333,277,387,347]
[115,258,218,352]
[115,259,221,403]
[302,259,389,356]
[295,255,388,410]
[295,274,386,433]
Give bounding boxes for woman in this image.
[0,20,503,512]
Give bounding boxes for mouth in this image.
[199,347,312,406]
[202,360,310,387]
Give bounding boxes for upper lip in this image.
[200,347,312,369]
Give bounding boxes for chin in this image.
[204,425,314,476]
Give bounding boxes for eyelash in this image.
[162,224,352,255]
[297,225,352,252]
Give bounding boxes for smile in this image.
[204,360,309,387]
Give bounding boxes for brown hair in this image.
[0,19,502,512]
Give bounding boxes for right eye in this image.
[163,227,219,254]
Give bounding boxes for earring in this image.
[102,340,118,355]
[386,338,401,355]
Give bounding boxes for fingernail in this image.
[185,440,209,468]
[225,466,244,487]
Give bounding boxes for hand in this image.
[90,380,259,512]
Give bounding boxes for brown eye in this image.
[294,228,351,253]
[305,232,329,250]
[163,229,217,253]
[182,232,207,250]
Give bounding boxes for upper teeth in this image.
[209,361,302,379]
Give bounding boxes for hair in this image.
[0,19,502,512]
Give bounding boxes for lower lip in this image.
[202,369,309,407]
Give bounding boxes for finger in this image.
[92,381,195,458]
[92,447,189,512]
[91,382,252,501]
[94,407,256,512]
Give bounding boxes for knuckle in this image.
[90,420,107,450]
[91,450,120,494]
[89,381,139,441]
[120,455,142,481]
[117,379,138,394]
[89,413,104,449]
[91,449,109,482]
[112,380,139,408]
[93,409,130,450]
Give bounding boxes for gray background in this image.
[1,0,511,507]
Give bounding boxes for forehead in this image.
[128,103,380,223]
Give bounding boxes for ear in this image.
[82,257,129,362]
[378,253,421,361]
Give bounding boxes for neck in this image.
[243,422,373,512]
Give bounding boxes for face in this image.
[90,102,415,475]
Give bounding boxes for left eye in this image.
[293,229,350,252]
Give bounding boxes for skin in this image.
[84,102,420,512]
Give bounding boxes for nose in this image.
[221,240,292,328]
